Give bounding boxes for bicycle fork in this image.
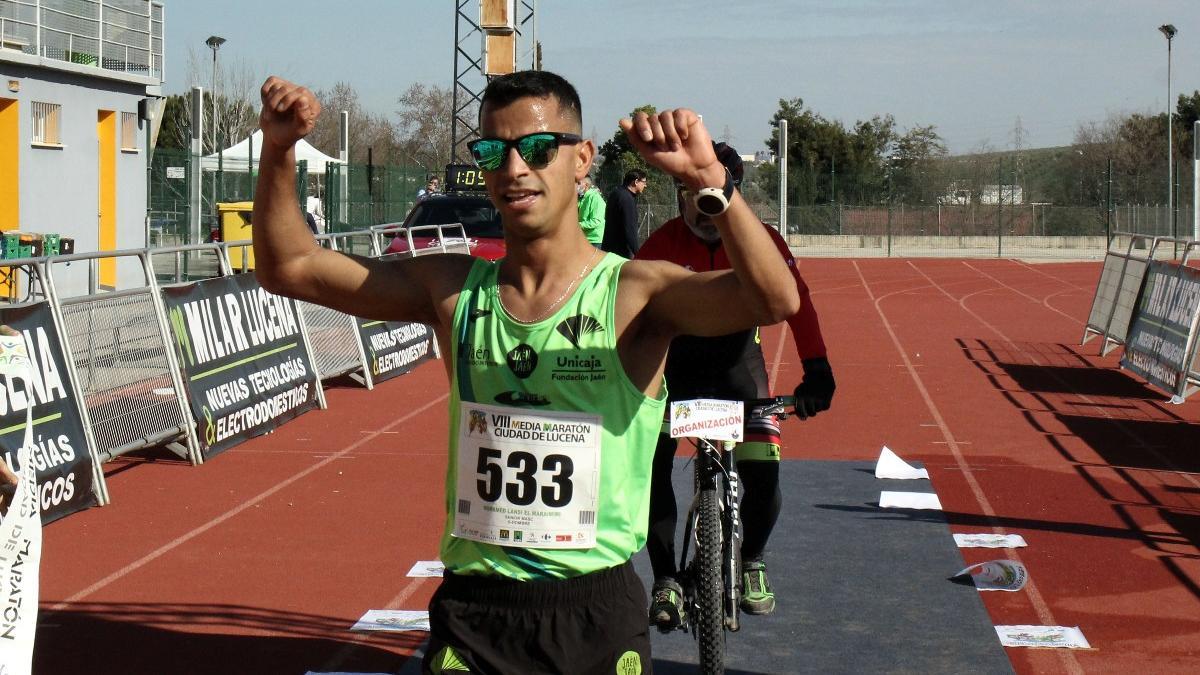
[721,439,743,633]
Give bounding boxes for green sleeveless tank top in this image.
[442,252,667,580]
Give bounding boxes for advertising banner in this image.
[355,319,435,384]
[0,333,39,675]
[1121,260,1200,394]
[0,303,98,523]
[162,275,320,459]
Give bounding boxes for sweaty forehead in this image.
[481,96,580,136]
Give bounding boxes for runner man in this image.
[251,70,801,674]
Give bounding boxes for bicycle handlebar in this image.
[744,395,799,419]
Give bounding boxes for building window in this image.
[121,111,139,151]
[31,101,62,145]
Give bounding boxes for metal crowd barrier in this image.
[1083,233,1200,401]
[291,233,375,386]
[2,227,445,510]
[368,223,472,257]
[0,256,111,506]
[1082,233,1162,355]
[1164,240,1200,400]
[148,243,232,284]
[44,249,201,465]
[1085,232,1200,357]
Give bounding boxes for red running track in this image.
[36,258,1200,674]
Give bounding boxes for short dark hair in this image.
[480,70,583,131]
[622,169,647,187]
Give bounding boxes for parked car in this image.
[384,193,505,260]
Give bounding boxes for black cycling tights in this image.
[647,434,782,582]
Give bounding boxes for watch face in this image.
[696,193,726,216]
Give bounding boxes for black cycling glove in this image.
[793,357,836,420]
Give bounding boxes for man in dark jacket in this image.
[601,169,647,257]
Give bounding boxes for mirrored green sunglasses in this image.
[467,132,583,172]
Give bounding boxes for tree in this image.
[1072,111,1163,204]
[758,98,913,206]
[155,49,261,154]
[157,94,190,150]
[595,105,678,205]
[1175,90,1199,162]
[395,83,456,171]
[891,125,948,204]
[596,104,653,190]
[308,82,400,164]
[184,47,260,154]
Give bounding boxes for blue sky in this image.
[163,1,1200,155]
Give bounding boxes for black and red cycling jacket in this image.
[635,217,828,420]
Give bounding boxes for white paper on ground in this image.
[995,625,1091,649]
[875,446,929,479]
[406,560,445,577]
[953,560,1028,591]
[953,533,1028,548]
[878,491,942,510]
[351,609,431,632]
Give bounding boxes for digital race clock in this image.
[445,164,487,192]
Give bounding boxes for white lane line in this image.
[48,394,448,611]
[854,260,1083,675]
[962,261,1079,324]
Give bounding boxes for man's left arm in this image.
[622,110,800,335]
[766,228,835,418]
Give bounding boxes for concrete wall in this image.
[1,61,153,293]
[785,234,1108,260]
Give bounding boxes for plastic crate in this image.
[2,232,20,259]
[43,233,60,256]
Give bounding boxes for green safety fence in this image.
[149,148,426,244]
[324,162,427,232]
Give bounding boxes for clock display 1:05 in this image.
[447,165,486,189]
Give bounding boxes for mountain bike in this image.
[667,395,797,675]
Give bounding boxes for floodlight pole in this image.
[206,35,226,219]
[1159,24,1176,242]
[778,119,787,235]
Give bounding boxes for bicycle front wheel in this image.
[695,459,725,674]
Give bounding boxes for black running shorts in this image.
[422,560,652,675]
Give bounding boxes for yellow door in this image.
[0,98,18,297]
[97,110,116,289]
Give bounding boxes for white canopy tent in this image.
[201,130,345,174]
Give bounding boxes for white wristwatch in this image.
[692,168,735,217]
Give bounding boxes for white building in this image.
[1,0,164,293]
[979,184,1024,205]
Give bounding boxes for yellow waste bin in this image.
[218,201,255,270]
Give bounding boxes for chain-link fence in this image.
[628,155,1197,258]
[150,146,1198,258]
[148,148,429,243]
[323,162,427,232]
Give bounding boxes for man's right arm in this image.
[252,77,466,327]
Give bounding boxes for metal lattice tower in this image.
[451,1,538,163]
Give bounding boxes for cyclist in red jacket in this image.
[635,142,836,630]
